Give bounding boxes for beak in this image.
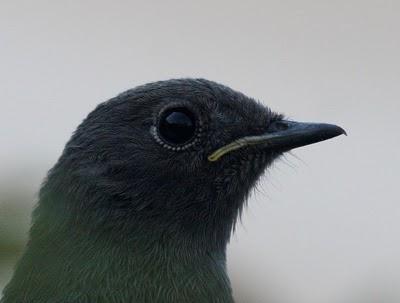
[208,120,346,162]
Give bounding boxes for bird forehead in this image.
[214,98,271,127]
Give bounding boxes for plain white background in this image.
[1,1,399,302]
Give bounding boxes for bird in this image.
[1,79,346,303]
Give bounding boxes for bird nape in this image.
[1,79,345,303]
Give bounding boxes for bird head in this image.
[41,78,345,250]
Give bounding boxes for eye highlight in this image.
[152,106,201,151]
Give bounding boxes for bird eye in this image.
[158,107,196,145]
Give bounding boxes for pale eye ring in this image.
[152,106,202,151]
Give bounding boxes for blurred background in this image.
[1,1,399,302]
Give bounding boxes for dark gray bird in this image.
[1,79,345,303]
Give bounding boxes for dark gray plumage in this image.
[1,79,345,303]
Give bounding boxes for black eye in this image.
[158,107,196,145]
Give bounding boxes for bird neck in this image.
[2,197,235,303]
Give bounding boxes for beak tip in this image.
[318,124,347,142]
[333,125,347,137]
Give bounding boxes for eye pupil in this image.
[159,108,196,145]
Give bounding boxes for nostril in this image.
[275,121,289,131]
[268,121,289,132]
